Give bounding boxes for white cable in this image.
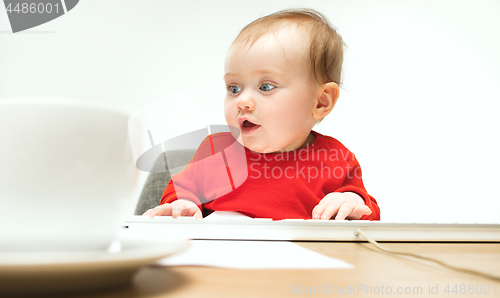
[354,228,500,281]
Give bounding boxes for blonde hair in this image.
[232,8,344,86]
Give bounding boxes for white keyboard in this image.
[125,216,500,242]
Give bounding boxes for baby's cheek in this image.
[223,111,233,125]
[223,103,236,122]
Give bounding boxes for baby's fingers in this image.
[142,204,173,217]
[319,201,343,220]
[334,202,355,220]
[312,203,326,219]
[172,201,191,218]
[312,200,341,220]
[171,201,203,219]
[342,205,372,220]
[191,209,203,219]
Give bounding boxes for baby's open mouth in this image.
[240,120,260,134]
[243,120,257,127]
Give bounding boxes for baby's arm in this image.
[312,150,380,220]
[142,136,216,219]
[312,192,371,220]
[142,199,202,219]
[144,170,203,219]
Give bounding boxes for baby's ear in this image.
[312,82,339,120]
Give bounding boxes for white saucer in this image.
[0,229,188,294]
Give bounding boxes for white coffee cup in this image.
[0,98,136,251]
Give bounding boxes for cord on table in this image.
[354,228,500,281]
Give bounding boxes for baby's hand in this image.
[142,200,202,219]
[312,192,371,220]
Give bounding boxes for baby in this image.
[144,8,380,220]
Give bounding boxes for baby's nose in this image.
[237,103,252,110]
[236,92,255,110]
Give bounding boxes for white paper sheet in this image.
[156,240,353,269]
[204,210,253,220]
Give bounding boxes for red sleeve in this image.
[159,139,212,208]
[160,177,202,206]
[160,132,244,212]
[334,153,380,221]
[160,179,177,205]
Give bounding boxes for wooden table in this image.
[5,242,500,298]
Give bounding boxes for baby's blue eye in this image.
[260,83,275,92]
[229,85,241,94]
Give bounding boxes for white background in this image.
[1,0,499,223]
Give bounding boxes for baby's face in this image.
[224,29,321,153]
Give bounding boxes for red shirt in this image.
[161,131,380,220]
